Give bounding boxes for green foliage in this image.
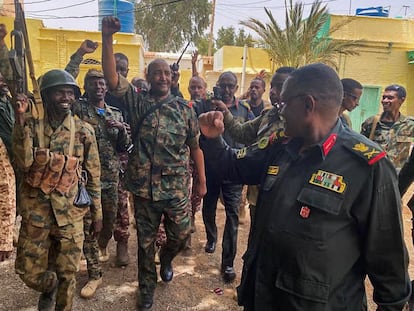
[134,0,211,52]
[240,0,364,69]
[216,26,255,49]
[194,33,214,55]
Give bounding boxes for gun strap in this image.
[68,116,75,157]
[131,95,173,146]
[369,114,381,141]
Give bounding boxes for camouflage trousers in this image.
[113,176,130,243]
[155,162,200,248]
[97,183,119,249]
[15,204,84,311]
[134,196,191,296]
[83,210,101,280]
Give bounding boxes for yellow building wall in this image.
[1,16,144,93]
[330,14,414,115]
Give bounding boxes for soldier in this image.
[65,41,132,267]
[0,136,15,262]
[215,67,294,223]
[361,84,414,172]
[199,63,411,311]
[72,69,129,298]
[12,69,102,310]
[101,16,206,311]
[339,78,363,128]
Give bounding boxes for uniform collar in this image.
[285,118,342,160]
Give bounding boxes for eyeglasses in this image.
[345,92,359,102]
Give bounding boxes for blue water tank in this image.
[99,0,135,33]
[356,6,389,17]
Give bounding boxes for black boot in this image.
[38,280,58,311]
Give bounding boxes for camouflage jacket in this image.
[111,74,199,201]
[361,113,414,171]
[12,113,102,225]
[0,137,15,252]
[224,106,285,146]
[0,44,12,82]
[72,100,129,189]
[0,94,15,158]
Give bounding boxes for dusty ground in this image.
[1,195,414,311]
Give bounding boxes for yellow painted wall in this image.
[1,16,144,93]
[330,14,414,115]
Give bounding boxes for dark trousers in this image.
[202,179,242,268]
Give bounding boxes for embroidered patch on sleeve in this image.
[309,170,346,193]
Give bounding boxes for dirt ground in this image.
[1,195,414,311]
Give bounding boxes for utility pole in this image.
[208,0,216,57]
[403,5,410,16]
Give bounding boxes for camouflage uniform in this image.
[0,44,12,82]
[361,113,414,171]
[223,106,285,222]
[65,51,131,247]
[72,100,129,277]
[0,93,14,158]
[0,137,15,254]
[112,74,199,297]
[13,113,101,311]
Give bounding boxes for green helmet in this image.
[40,69,80,98]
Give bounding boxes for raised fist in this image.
[102,16,121,36]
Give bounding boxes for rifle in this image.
[9,0,44,122]
[170,41,191,72]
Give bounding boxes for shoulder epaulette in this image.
[343,135,386,166]
[106,104,121,112]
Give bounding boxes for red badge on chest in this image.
[300,206,311,218]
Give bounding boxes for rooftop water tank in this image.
[356,6,389,17]
[99,0,135,33]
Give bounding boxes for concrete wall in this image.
[1,16,144,93]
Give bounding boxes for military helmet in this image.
[40,69,80,98]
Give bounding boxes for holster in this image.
[55,155,80,195]
[39,152,65,194]
[26,148,50,188]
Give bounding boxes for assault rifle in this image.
[9,0,43,121]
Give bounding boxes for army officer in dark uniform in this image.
[199,63,410,311]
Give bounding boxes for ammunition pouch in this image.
[26,148,50,188]
[55,156,79,195]
[39,152,65,194]
[25,148,80,196]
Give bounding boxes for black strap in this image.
[127,95,174,153]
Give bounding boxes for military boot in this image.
[98,247,109,262]
[38,280,58,311]
[80,277,102,299]
[116,241,129,267]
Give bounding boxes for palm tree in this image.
[240,0,364,70]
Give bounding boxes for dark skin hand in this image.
[91,220,103,238]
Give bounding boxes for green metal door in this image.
[349,86,381,132]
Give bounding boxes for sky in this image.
[17,0,414,36]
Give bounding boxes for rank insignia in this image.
[237,147,247,159]
[309,170,346,194]
[300,206,311,218]
[267,166,279,175]
[352,143,369,152]
[258,137,269,149]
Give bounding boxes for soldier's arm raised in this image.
[101,17,120,91]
